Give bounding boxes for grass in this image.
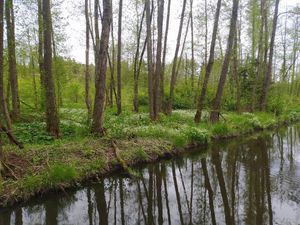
[1,106,300,207]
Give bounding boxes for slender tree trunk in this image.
[91,0,112,135]
[233,27,241,112]
[194,0,222,123]
[5,0,20,120]
[27,30,38,109]
[160,0,171,111]
[251,0,265,112]
[85,0,92,120]
[43,0,60,137]
[0,0,5,180]
[167,0,187,114]
[0,1,11,131]
[116,0,123,115]
[210,0,240,123]
[154,0,164,117]
[190,0,195,90]
[260,0,280,111]
[38,0,45,109]
[133,3,146,112]
[145,0,155,120]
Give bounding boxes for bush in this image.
[212,123,230,136]
[186,127,210,144]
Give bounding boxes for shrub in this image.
[212,123,230,136]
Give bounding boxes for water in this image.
[1,125,300,225]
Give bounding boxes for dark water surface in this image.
[1,125,300,225]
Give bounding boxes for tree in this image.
[5,0,20,120]
[85,0,92,120]
[133,2,146,112]
[260,0,280,111]
[38,0,45,109]
[145,0,155,120]
[194,0,222,123]
[167,0,187,114]
[91,0,112,135]
[43,0,60,137]
[154,0,164,117]
[160,0,171,111]
[190,0,195,90]
[116,0,123,115]
[210,0,240,122]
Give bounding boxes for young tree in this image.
[91,0,112,135]
[210,0,240,122]
[160,0,171,111]
[5,0,20,120]
[38,0,45,109]
[116,0,123,115]
[194,0,222,123]
[190,0,195,90]
[260,0,280,111]
[145,0,155,120]
[43,0,60,137]
[85,0,92,119]
[154,0,164,116]
[167,0,187,114]
[133,2,146,112]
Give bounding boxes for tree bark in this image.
[160,0,171,111]
[251,0,265,112]
[260,0,280,111]
[85,0,92,120]
[38,0,45,110]
[194,0,222,123]
[167,0,187,114]
[154,0,164,118]
[0,1,11,131]
[5,0,20,120]
[91,0,112,135]
[43,0,60,137]
[145,0,155,120]
[210,0,240,123]
[116,0,123,115]
[133,2,146,112]
[190,0,195,90]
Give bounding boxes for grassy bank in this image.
[1,107,300,207]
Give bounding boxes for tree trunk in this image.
[0,1,11,131]
[91,0,112,135]
[5,0,20,121]
[210,0,239,123]
[160,0,171,111]
[251,0,265,112]
[38,0,45,110]
[167,0,187,114]
[154,0,164,118]
[190,0,195,90]
[116,0,123,115]
[43,0,60,137]
[145,0,155,120]
[260,0,280,111]
[194,0,222,123]
[85,0,92,120]
[133,3,146,112]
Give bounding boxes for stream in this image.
[1,125,300,224]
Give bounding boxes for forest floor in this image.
[1,107,300,207]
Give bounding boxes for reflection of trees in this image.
[0,208,11,225]
[95,179,108,225]
[211,147,233,225]
[201,158,217,225]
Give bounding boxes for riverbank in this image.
[1,109,300,207]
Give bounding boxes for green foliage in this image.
[212,123,230,136]
[14,122,54,144]
[48,164,78,184]
[185,127,210,143]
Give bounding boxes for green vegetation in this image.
[1,105,300,207]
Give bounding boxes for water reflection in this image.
[1,126,300,224]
